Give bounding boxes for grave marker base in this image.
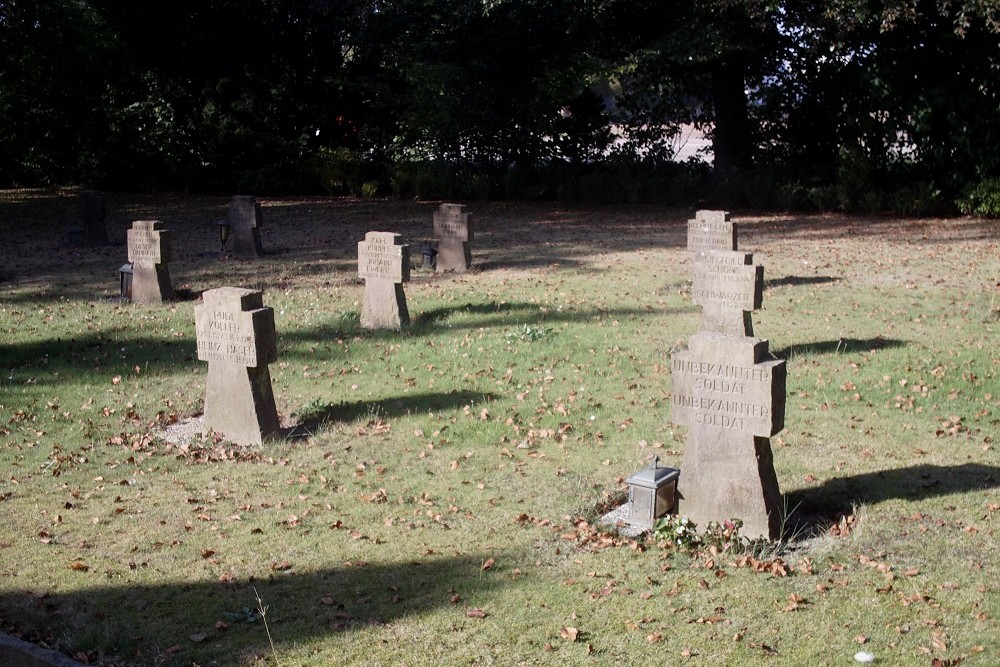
[436,238,471,272]
[203,361,280,446]
[677,435,782,540]
[131,263,173,304]
[361,279,409,329]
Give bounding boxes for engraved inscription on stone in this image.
[195,309,258,367]
[692,251,763,313]
[671,334,785,438]
[127,221,168,264]
[358,232,409,283]
[433,203,471,241]
[687,210,735,253]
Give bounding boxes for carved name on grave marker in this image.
[672,333,786,539]
[358,231,410,329]
[126,220,173,304]
[433,203,473,272]
[195,287,279,445]
[686,209,735,253]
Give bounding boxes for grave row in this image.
[118,199,473,307]
[97,197,787,540]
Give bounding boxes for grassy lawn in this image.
[0,190,997,666]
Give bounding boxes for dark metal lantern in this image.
[118,263,133,302]
[422,244,438,268]
[217,219,231,255]
[625,457,679,529]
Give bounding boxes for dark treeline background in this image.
[4,0,1000,213]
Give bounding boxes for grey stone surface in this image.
[228,195,264,257]
[126,220,173,304]
[686,209,735,253]
[692,250,763,336]
[0,631,85,667]
[433,203,473,272]
[671,333,786,539]
[78,190,109,247]
[358,231,410,329]
[195,287,279,445]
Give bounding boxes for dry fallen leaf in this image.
[466,608,487,618]
[482,557,495,571]
[560,627,579,642]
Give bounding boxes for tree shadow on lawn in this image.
[772,336,906,360]
[785,463,999,536]
[287,390,498,438]
[764,275,840,289]
[0,553,515,667]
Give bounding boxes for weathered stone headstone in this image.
[687,209,763,336]
[672,333,786,539]
[671,209,787,539]
[692,251,763,336]
[126,220,173,304]
[228,195,264,258]
[358,232,410,329]
[433,203,472,272]
[78,190,110,247]
[195,288,280,446]
[686,209,735,253]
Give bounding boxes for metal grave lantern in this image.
[625,457,680,529]
[216,219,231,257]
[118,263,134,302]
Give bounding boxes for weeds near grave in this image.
[253,588,281,667]
[505,323,551,343]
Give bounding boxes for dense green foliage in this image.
[3,1,1000,211]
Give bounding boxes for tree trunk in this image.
[711,55,753,172]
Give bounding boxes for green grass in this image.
[1,191,997,666]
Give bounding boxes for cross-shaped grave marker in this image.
[195,287,280,446]
[671,332,786,539]
[687,210,763,336]
[127,220,173,304]
[433,203,473,272]
[358,231,410,329]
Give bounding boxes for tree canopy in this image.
[2,0,1000,210]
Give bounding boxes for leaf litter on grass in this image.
[0,192,997,666]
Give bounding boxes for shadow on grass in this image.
[773,336,906,360]
[0,553,514,666]
[785,463,1000,535]
[287,390,498,438]
[764,275,840,289]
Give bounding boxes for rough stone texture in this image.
[0,631,86,667]
[692,250,763,336]
[228,195,264,258]
[433,203,473,272]
[672,333,786,539]
[686,209,735,253]
[78,190,110,247]
[358,231,410,329]
[126,220,173,304]
[195,287,279,446]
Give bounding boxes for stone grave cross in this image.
[433,203,473,272]
[671,333,786,539]
[358,231,410,329]
[126,220,173,304]
[195,287,280,446]
[687,210,763,336]
[228,195,265,257]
